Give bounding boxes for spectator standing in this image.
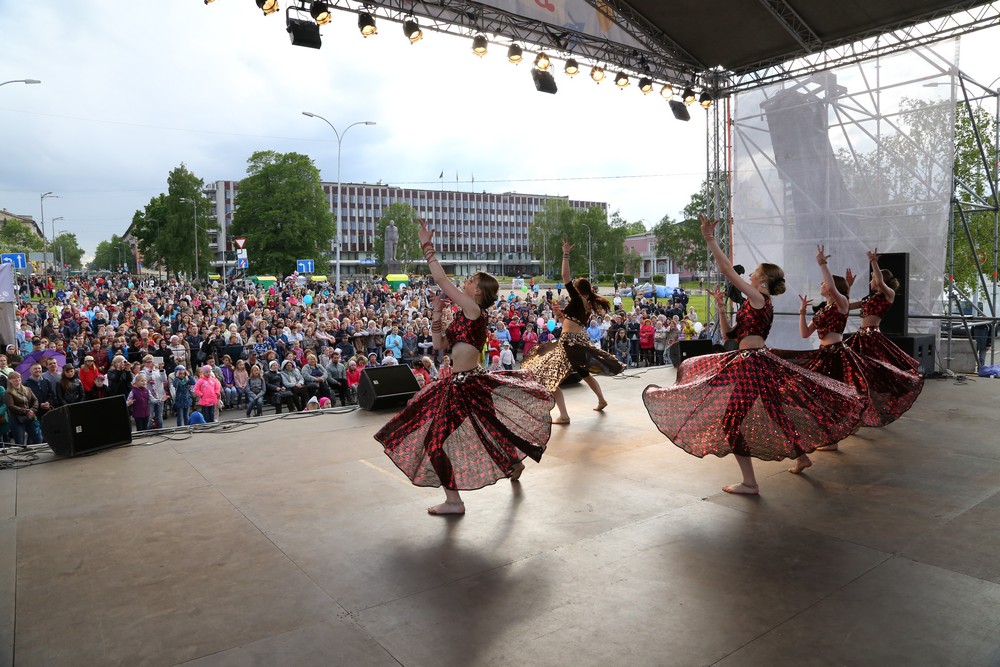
[192,364,222,423]
[245,364,266,417]
[127,373,152,431]
[5,372,43,446]
[55,365,85,407]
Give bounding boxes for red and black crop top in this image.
[860,292,892,319]
[562,280,589,327]
[446,309,488,350]
[812,304,847,337]
[728,297,773,341]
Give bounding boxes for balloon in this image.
[303,294,313,305]
[521,285,529,293]
[537,317,545,327]
[547,319,556,332]
[694,322,704,334]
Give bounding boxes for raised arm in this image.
[867,248,895,302]
[430,293,447,352]
[419,220,480,318]
[700,214,764,308]
[797,294,816,338]
[845,267,863,310]
[561,238,573,284]
[817,245,849,313]
[708,286,732,340]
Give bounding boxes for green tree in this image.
[653,212,710,277]
[229,151,334,277]
[529,199,578,277]
[603,210,647,277]
[622,247,642,277]
[51,232,84,270]
[89,235,135,273]
[0,219,45,254]
[374,203,420,273]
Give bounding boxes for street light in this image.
[0,79,41,87]
[51,217,65,275]
[179,197,199,280]
[40,192,60,272]
[302,111,376,294]
[581,223,592,279]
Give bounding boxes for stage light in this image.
[534,52,551,71]
[669,99,691,121]
[590,65,605,83]
[564,58,579,76]
[310,1,332,24]
[287,17,322,48]
[660,84,673,99]
[472,34,488,57]
[507,43,523,64]
[256,0,279,16]
[639,77,653,94]
[532,68,558,94]
[403,18,423,43]
[204,0,216,4]
[615,72,629,89]
[699,91,713,108]
[683,86,696,105]
[358,12,377,37]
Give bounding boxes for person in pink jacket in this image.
[192,364,222,423]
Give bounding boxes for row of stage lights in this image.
[219,0,714,110]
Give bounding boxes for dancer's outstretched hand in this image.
[798,294,813,313]
[845,268,856,289]
[867,248,880,263]
[816,244,831,265]
[699,214,718,241]
[561,238,574,254]
[418,219,434,247]
[708,285,726,304]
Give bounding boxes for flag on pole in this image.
[439,170,444,179]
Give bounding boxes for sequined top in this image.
[446,309,488,350]
[729,297,772,341]
[860,292,892,318]
[812,304,848,337]
[562,281,589,327]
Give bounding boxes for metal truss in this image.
[705,96,731,341]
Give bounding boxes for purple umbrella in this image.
[15,349,68,376]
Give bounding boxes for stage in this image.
[2,367,999,666]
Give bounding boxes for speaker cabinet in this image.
[668,339,715,367]
[884,333,935,377]
[357,365,421,411]
[42,396,133,457]
[874,252,908,335]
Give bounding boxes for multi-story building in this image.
[204,181,606,277]
[624,231,689,279]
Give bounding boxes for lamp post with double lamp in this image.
[581,223,593,280]
[179,198,199,280]
[0,79,41,88]
[301,112,376,295]
[40,192,60,272]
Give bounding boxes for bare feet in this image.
[594,400,608,412]
[788,458,813,474]
[510,461,525,482]
[427,501,466,515]
[552,416,571,425]
[722,482,759,495]
[816,444,839,451]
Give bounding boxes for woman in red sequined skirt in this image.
[642,216,865,494]
[375,221,554,515]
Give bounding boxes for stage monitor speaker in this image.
[42,396,133,457]
[357,365,421,411]
[668,339,715,367]
[884,333,935,377]
[874,252,908,335]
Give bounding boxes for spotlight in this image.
[288,17,322,48]
[532,68,558,94]
[310,1,332,24]
[256,0,279,15]
[564,58,579,76]
[472,33,488,57]
[639,77,653,94]
[507,43,523,64]
[682,86,696,105]
[358,12,377,37]
[590,65,605,83]
[403,18,423,43]
[699,91,713,109]
[204,0,216,4]
[534,52,551,71]
[615,72,629,89]
[660,84,674,100]
[668,99,691,121]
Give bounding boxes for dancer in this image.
[520,238,624,424]
[375,220,554,516]
[643,215,865,493]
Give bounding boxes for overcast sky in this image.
[2,3,998,258]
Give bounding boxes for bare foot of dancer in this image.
[427,501,466,515]
[722,482,759,495]
[594,400,608,412]
[552,416,571,425]
[788,457,813,474]
[510,461,525,482]
[816,444,839,451]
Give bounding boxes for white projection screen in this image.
[730,40,959,350]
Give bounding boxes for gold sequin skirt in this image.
[520,332,625,393]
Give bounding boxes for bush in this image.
[651,274,664,283]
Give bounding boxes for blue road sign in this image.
[0,253,27,269]
[296,259,315,273]
[237,258,249,269]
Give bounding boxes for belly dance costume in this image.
[520,282,625,392]
[776,305,920,427]
[845,293,924,374]
[375,309,554,490]
[642,297,865,461]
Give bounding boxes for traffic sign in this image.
[0,253,27,269]
[234,238,247,250]
[237,257,249,269]
[296,259,315,273]
[236,248,247,260]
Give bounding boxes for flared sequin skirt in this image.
[643,348,865,461]
[773,342,921,427]
[520,332,626,393]
[375,367,554,490]
[845,326,924,375]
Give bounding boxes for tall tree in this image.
[0,219,45,254]
[229,151,334,277]
[51,232,85,270]
[89,235,135,273]
[529,199,579,277]
[653,211,710,277]
[374,203,420,273]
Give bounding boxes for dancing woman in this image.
[520,238,624,424]
[375,220,554,515]
[642,215,865,493]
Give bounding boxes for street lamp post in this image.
[0,79,41,88]
[51,217,64,275]
[302,112,376,295]
[581,223,592,279]
[40,192,60,272]
[180,198,199,280]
